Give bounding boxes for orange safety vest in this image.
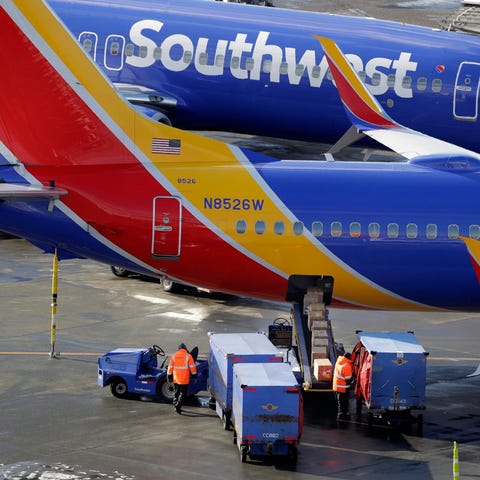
[332,355,354,393]
[167,348,197,385]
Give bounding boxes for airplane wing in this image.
[315,35,480,164]
[0,183,67,200]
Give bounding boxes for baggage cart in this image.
[208,332,283,429]
[353,331,428,433]
[232,362,302,465]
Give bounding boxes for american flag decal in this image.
[151,138,181,155]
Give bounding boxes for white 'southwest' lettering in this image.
[122,19,418,98]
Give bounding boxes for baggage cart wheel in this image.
[240,445,248,463]
[417,414,424,436]
[110,379,128,399]
[288,445,298,466]
[157,377,175,403]
[223,411,231,430]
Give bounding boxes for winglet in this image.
[314,35,397,131]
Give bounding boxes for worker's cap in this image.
[178,343,187,351]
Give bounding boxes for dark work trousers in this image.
[335,390,350,417]
[174,383,189,409]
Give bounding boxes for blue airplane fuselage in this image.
[50,0,480,150]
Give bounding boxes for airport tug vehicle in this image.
[98,344,208,402]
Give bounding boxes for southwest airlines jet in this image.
[45,0,480,152]
[2,0,480,313]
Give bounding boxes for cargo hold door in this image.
[152,196,182,258]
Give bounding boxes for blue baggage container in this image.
[208,332,283,429]
[232,362,302,464]
[353,331,428,432]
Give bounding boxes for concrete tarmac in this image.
[1,238,479,479]
[1,1,479,478]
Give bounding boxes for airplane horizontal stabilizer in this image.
[316,35,480,163]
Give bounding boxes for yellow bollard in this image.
[49,248,59,358]
[453,441,460,480]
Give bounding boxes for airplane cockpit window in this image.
[387,223,399,238]
[406,223,418,238]
[125,44,134,57]
[426,223,438,239]
[350,222,361,237]
[236,220,246,234]
[331,221,342,237]
[432,79,442,93]
[469,224,480,239]
[312,221,323,237]
[417,77,427,91]
[448,224,459,238]
[255,220,266,235]
[274,221,285,235]
[368,222,380,238]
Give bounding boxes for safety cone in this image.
[453,441,460,480]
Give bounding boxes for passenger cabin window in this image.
[331,221,342,237]
[293,222,304,236]
[274,221,285,235]
[215,55,224,68]
[406,223,418,239]
[387,223,399,238]
[153,46,161,60]
[432,79,442,93]
[470,224,480,239]
[402,76,412,89]
[279,62,289,75]
[371,73,381,86]
[387,74,395,88]
[110,42,120,56]
[295,64,304,77]
[448,224,459,238]
[125,44,135,57]
[312,221,323,237]
[368,223,380,239]
[426,224,438,239]
[255,220,266,235]
[245,58,254,71]
[197,52,207,65]
[262,59,272,73]
[139,46,148,58]
[417,77,427,91]
[350,222,361,238]
[236,220,246,234]
[82,38,93,53]
[231,57,240,69]
[312,66,321,78]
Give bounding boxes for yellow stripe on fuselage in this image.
[16,1,428,309]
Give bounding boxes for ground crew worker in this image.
[167,343,197,414]
[332,352,354,420]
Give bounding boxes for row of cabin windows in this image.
[235,220,480,240]
[82,39,443,92]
